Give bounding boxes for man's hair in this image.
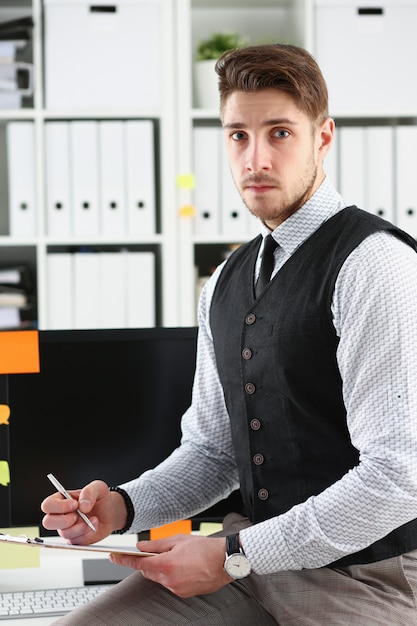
[215,43,329,124]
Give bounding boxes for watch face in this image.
[224,553,251,579]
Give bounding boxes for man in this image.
[42,44,417,625]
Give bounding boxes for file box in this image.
[44,0,162,109]
[314,0,417,115]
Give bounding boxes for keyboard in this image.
[0,585,113,620]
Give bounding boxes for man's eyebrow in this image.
[223,118,299,129]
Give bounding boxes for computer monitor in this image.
[6,327,242,534]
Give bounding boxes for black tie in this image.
[255,234,278,297]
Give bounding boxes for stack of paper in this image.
[0,265,35,330]
[0,16,34,109]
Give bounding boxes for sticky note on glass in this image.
[0,527,40,569]
[0,330,40,374]
[0,460,9,486]
[0,405,10,426]
[150,519,192,540]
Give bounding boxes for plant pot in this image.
[194,59,219,109]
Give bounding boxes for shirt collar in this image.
[260,177,347,256]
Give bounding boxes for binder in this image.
[339,126,366,209]
[45,122,72,236]
[219,130,247,236]
[126,251,155,328]
[99,252,126,329]
[395,125,417,238]
[193,126,220,235]
[99,122,126,237]
[366,126,394,223]
[70,121,100,237]
[7,122,36,237]
[73,252,100,329]
[46,253,73,329]
[124,121,156,235]
[246,212,261,238]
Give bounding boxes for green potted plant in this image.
[194,31,247,109]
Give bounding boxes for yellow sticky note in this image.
[0,330,40,374]
[199,522,223,536]
[178,204,196,218]
[0,527,40,569]
[150,519,192,540]
[0,460,9,486]
[176,173,195,190]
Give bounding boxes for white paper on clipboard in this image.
[0,533,156,556]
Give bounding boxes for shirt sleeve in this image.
[240,231,417,574]
[120,263,240,533]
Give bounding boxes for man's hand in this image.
[41,480,126,545]
[110,533,233,597]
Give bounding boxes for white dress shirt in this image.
[121,177,417,575]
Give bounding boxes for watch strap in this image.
[226,533,242,556]
[109,486,134,534]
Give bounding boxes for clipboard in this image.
[0,533,156,556]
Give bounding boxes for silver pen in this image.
[47,473,96,532]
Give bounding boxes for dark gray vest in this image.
[210,206,417,566]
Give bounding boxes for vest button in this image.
[253,453,264,465]
[245,382,256,394]
[242,347,252,360]
[258,488,269,501]
[245,313,256,325]
[250,418,261,430]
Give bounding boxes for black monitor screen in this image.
[7,327,242,534]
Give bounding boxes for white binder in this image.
[395,125,417,238]
[73,252,101,329]
[193,126,220,235]
[220,130,247,236]
[99,252,126,328]
[70,121,100,237]
[124,120,156,235]
[339,126,366,209]
[45,122,72,237]
[46,253,73,329]
[366,126,394,223]
[126,251,155,328]
[99,121,126,237]
[7,121,36,238]
[246,212,261,238]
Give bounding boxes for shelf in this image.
[1,0,414,329]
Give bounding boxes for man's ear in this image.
[318,117,335,159]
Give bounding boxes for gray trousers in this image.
[53,516,417,625]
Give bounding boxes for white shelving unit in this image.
[175,0,417,325]
[175,0,314,326]
[0,0,179,329]
[1,0,416,329]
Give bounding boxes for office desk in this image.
[0,535,138,626]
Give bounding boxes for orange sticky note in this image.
[0,405,10,425]
[150,520,192,540]
[0,330,40,374]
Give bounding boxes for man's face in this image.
[221,89,334,230]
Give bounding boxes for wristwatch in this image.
[224,533,251,580]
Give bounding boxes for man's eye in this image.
[274,129,290,138]
[231,131,246,141]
